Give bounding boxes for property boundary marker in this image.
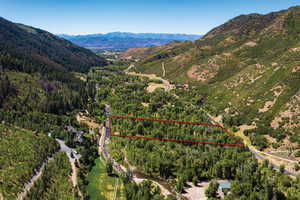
[110,115,244,147]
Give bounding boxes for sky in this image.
[0,0,299,35]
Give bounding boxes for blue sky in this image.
[0,0,299,35]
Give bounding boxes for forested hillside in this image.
[0,124,59,199]
[0,17,106,200]
[0,17,106,72]
[128,6,300,150]
[88,64,300,200]
[0,16,106,122]
[24,152,79,200]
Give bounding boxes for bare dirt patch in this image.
[76,114,102,129]
[292,66,300,73]
[146,83,165,93]
[259,101,277,113]
[244,41,257,47]
[259,85,284,113]
[271,91,300,129]
[201,45,212,50]
[291,47,300,52]
[141,102,149,107]
[183,182,209,200]
[126,71,175,93]
[223,53,232,57]
[187,65,217,82]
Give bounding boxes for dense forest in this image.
[0,16,106,200]
[24,152,79,200]
[88,64,300,199]
[0,124,59,200]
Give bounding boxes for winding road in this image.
[17,139,82,200]
[99,104,185,199]
[202,109,298,177]
[56,139,82,187]
[17,156,55,200]
[125,64,174,92]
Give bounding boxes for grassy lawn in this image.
[86,156,126,200]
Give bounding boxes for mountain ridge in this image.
[0,16,106,115]
[0,17,106,73]
[127,5,300,148]
[59,32,201,50]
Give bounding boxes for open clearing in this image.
[125,66,175,93]
[86,157,126,200]
[183,182,209,200]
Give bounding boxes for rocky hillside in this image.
[130,6,300,146]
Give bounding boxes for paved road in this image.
[248,146,298,177]
[56,139,82,186]
[202,109,298,177]
[99,104,126,175]
[17,139,83,200]
[101,104,185,199]
[17,156,55,200]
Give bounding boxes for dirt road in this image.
[125,64,174,92]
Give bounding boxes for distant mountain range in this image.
[58,32,201,50]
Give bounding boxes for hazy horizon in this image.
[58,32,202,36]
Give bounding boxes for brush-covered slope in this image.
[132,6,300,145]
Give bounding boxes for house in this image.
[176,83,190,90]
[218,180,231,196]
[65,125,84,143]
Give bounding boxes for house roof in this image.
[218,180,231,189]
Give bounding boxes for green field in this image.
[86,157,126,200]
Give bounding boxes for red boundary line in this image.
[110,115,244,147]
[111,115,223,128]
[111,134,244,147]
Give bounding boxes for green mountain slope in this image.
[0,124,59,200]
[0,17,104,200]
[0,17,106,116]
[131,6,300,146]
[0,17,106,73]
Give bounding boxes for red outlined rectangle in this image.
[110,115,244,147]
[111,134,244,147]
